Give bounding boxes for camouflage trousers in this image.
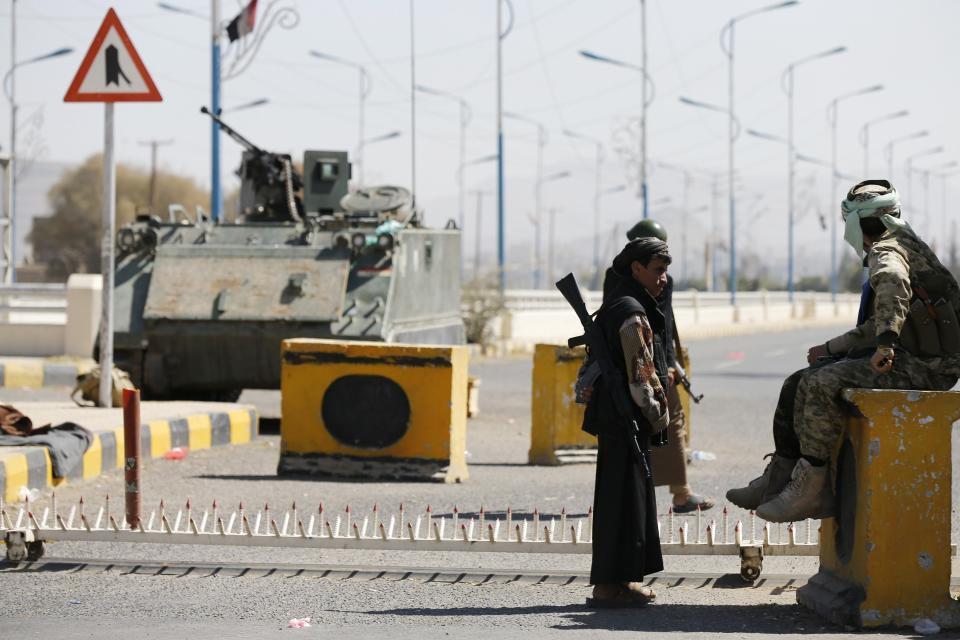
[773,351,957,460]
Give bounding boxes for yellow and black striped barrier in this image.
[279,339,469,483]
[0,408,257,504]
[528,344,693,465]
[798,388,960,629]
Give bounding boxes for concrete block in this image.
[64,274,102,358]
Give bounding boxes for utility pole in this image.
[138,138,174,211]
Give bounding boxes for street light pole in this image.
[210,0,222,222]
[417,86,472,230]
[309,52,370,187]
[904,146,944,230]
[496,0,514,293]
[563,129,603,287]
[2,30,72,283]
[782,45,846,301]
[859,110,908,176]
[827,84,883,300]
[884,130,929,185]
[719,0,798,304]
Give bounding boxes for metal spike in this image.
[281,512,290,536]
[217,516,226,535]
[750,510,756,543]
[353,522,361,540]
[40,507,49,529]
[722,506,729,544]
[379,522,387,541]
[488,523,495,543]
[571,524,578,544]
[468,517,475,541]
[735,520,743,546]
[345,504,351,533]
[433,521,442,542]
[360,516,369,538]
[334,514,341,537]
[414,515,422,539]
[93,506,103,530]
[173,509,182,534]
[387,515,395,539]
[493,518,501,542]
[452,505,459,533]
[515,523,523,543]
[461,523,470,542]
[226,512,237,535]
[407,521,415,541]
[533,508,539,541]
[307,514,316,537]
[146,510,155,532]
[372,503,379,533]
[543,525,551,544]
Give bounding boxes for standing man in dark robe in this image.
[581,238,671,607]
[603,220,714,513]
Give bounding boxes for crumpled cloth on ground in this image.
[0,421,94,478]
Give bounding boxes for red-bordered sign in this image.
[64,8,161,102]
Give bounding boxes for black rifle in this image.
[674,363,703,404]
[556,272,649,474]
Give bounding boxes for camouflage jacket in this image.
[827,230,960,360]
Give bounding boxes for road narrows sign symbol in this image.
[64,7,161,102]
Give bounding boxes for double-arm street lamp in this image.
[579,49,654,218]
[718,0,798,303]
[562,129,604,286]
[781,45,847,300]
[417,85,471,230]
[3,41,73,283]
[826,84,884,299]
[309,51,370,186]
[859,110,909,176]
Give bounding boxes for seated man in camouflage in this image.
[727,179,960,522]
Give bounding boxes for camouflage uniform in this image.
[774,231,960,461]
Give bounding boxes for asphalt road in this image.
[1,326,952,638]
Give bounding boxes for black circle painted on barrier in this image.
[321,375,411,449]
[835,437,857,565]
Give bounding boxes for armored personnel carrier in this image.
[109,108,464,400]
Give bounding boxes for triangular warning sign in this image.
[64,8,161,102]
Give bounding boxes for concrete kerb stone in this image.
[0,403,259,504]
[0,358,95,389]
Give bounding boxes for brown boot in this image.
[587,583,653,608]
[726,453,797,510]
[756,458,835,523]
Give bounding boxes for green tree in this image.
[28,154,209,280]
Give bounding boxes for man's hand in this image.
[806,344,829,365]
[667,367,676,388]
[870,347,895,373]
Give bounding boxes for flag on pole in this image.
[225,0,258,42]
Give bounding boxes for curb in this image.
[0,359,95,389]
[0,407,259,503]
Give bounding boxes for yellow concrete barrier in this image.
[528,344,595,465]
[798,388,960,628]
[279,339,469,483]
[528,344,694,465]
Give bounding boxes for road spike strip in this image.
[707,521,716,546]
[28,511,41,531]
[543,526,551,544]
[571,525,578,545]
[407,522,415,542]
[353,522,361,540]
[161,514,171,534]
[515,524,522,543]
[433,522,441,542]
[56,513,67,531]
[325,521,334,539]
[242,514,252,536]
[189,517,199,535]
[461,523,469,543]
[379,522,388,541]
[109,515,120,532]
[298,519,306,538]
[488,523,495,543]
[217,516,225,535]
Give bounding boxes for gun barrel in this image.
[200,106,264,155]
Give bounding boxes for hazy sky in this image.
[3,0,958,282]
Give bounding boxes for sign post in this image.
[64,8,161,408]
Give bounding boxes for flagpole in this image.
[210,0,222,222]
